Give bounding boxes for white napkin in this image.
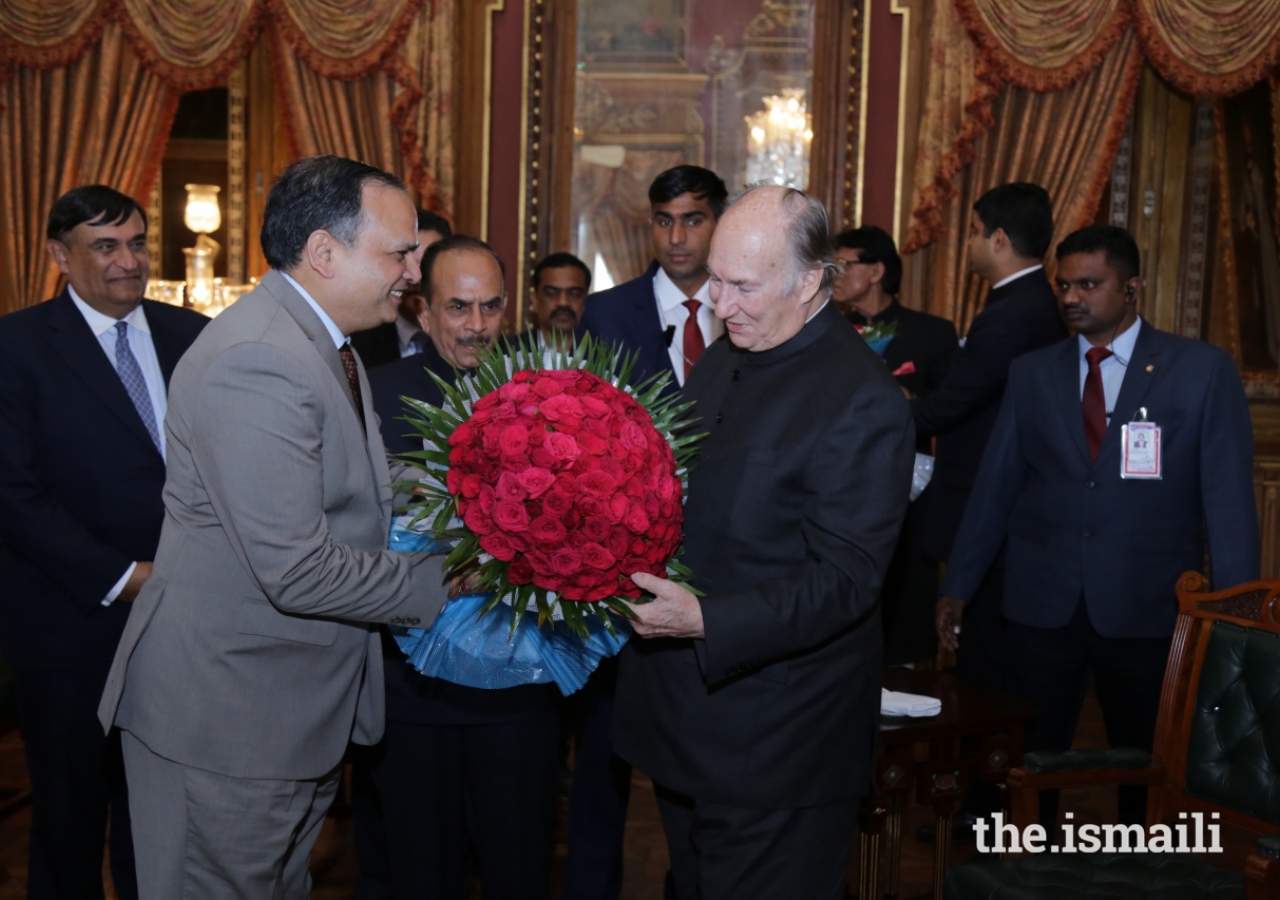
[881,688,942,717]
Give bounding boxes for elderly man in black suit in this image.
[911,183,1066,693]
[835,225,957,664]
[360,235,561,900]
[613,186,915,900]
[0,186,207,900]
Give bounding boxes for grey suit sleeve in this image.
[193,342,449,624]
[1200,350,1260,588]
[699,380,915,684]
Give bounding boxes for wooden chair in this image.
[944,573,1280,899]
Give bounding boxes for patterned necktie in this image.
[408,331,427,356]
[1082,346,1113,462]
[338,343,366,432]
[114,322,162,454]
[682,299,705,380]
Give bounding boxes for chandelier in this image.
[745,89,813,189]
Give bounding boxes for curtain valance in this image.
[0,0,425,89]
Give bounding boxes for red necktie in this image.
[682,299,705,380]
[1082,346,1113,461]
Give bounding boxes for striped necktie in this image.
[114,321,162,454]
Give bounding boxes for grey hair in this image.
[729,184,840,300]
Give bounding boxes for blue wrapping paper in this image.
[387,523,629,696]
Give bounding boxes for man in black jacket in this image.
[359,236,561,900]
[0,186,207,900]
[911,183,1066,692]
[836,225,957,664]
[614,186,915,899]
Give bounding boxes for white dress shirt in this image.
[991,264,1044,290]
[281,271,347,348]
[69,286,168,604]
[653,268,724,387]
[1078,315,1142,426]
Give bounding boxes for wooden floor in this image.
[0,677,1245,900]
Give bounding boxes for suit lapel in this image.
[261,270,364,427]
[1053,338,1091,465]
[1095,321,1160,468]
[632,265,677,382]
[44,292,163,459]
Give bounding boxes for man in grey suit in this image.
[98,155,453,898]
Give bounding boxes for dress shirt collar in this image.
[1077,314,1142,366]
[280,270,347,349]
[991,264,1044,291]
[68,285,150,335]
[653,266,713,311]
[395,314,421,354]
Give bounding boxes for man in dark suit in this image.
[836,225,957,664]
[567,165,728,900]
[350,208,451,368]
[939,224,1260,827]
[578,165,727,391]
[359,235,561,900]
[525,251,590,352]
[912,183,1066,692]
[0,186,207,900]
[614,186,915,899]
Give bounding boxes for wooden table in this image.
[856,668,1037,900]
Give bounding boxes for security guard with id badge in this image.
[936,224,1259,831]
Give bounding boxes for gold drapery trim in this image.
[955,0,1125,90]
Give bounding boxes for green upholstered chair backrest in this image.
[1184,620,1280,822]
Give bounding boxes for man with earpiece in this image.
[937,224,1259,833]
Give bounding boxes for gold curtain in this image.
[0,22,179,310]
[909,31,1143,333]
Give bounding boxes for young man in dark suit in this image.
[938,225,1259,828]
[566,164,728,900]
[349,208,451,369]
[835,225,958,664]
[578,165,728,391]
[912,183,1067,693]
[0,186,207,900]
[524,251,591,352]
[359,236,561,900]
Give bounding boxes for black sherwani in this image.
[613,303,914,898]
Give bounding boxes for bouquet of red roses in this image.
[392,335,702,638]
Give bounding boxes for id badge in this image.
[1121,416,1161,480]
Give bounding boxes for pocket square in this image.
[891,360,916,377]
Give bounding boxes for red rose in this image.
[623,501,650,534]
[580,395,610,418]
[581,516,612,543]
[498,382,533,404]
[449,420,477,447]
[577,431,608,456]
[528,515,568,544]
[606,494,629,523]
[540,394,584,421]
[498,424,529,457]
[495,472,527,502]
[605,527,630,558]
[576,496,605,518]
[577,470,618,499]
[527,424,546,446]
[508,556,534,584]
[480,532,516,561]
[464,504,494,535]
[620,420,647,451]
[555,416,583,435]
[446,467,463,495]
[545,432,579,463]
[541,489,573,518]
[516,466,555,498]
[552,548,584,576]
[533,377,564,399]
[477,486,497,515]
[554,473,579,496]
[531,447,558,469]
[492,499,530,532]
[581,542,616,570]
[644,494,660,519]
[460,474,484,499]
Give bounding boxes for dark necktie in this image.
[408,331,427,356]
[682,299,705,380]
[338,343,366,432]
[1082,346,1113,462]
[114,322,163,454]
